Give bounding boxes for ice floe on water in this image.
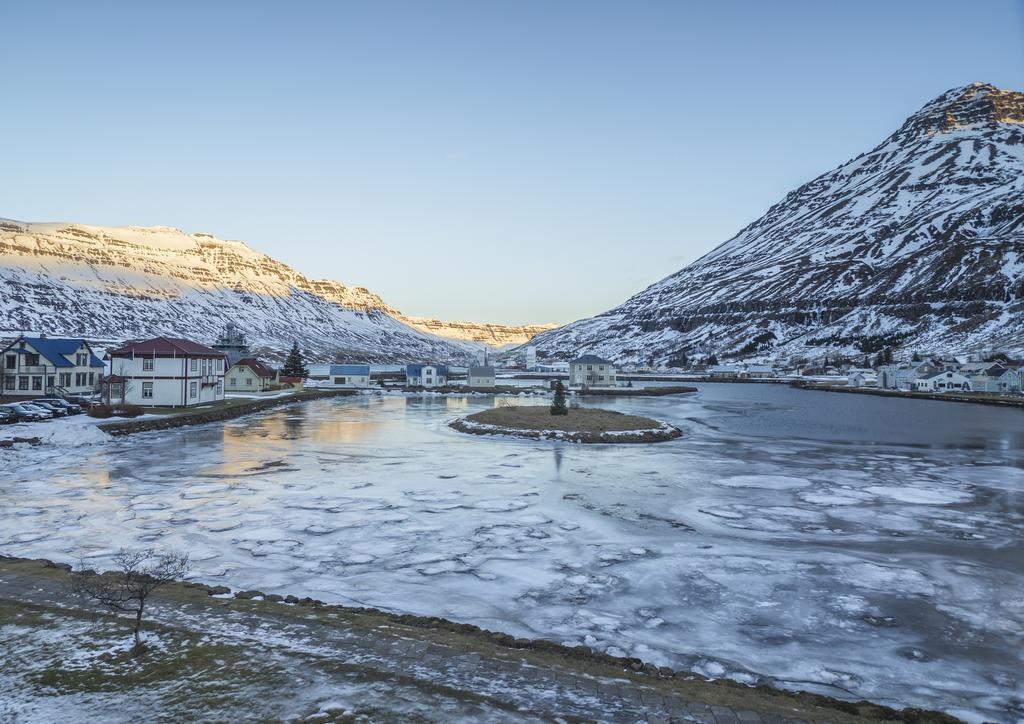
[0,386,1022,722]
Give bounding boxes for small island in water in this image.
[449,405,682,444]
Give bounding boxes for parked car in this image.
[0,408,17,424]
[64,394,98,409]
[0,404,48,422]
[17,403,54,420]
[29,401,68,417]
[34,397,82,415]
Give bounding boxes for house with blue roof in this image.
[2,335,105,398]
[406,363,447,388]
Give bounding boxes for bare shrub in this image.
[72,548,190,654]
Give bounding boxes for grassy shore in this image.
[0,556,956,723]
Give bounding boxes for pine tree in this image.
[550,381,568,416]
[283,342,308,379]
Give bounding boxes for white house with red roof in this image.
[105,336,227,407]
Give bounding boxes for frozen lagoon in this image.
[1,384,1022,722]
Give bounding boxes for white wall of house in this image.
[327,374,370,388]
[109,356,225,407]
[406,366,446,388]
[569,362,616,388]
[226,365,272,392]
[2,341,102,398]
[468,374,496,387]
[913,372,971,393]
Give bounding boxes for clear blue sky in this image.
[2,1,1022,325]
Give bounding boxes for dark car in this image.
[63,394,97,410]
[28,401,68,417]
[0,408,17,424]
[34,398,82,415]
[1,404,47,421]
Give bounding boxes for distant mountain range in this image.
[0,220,553,362]
[529,82,1024,364]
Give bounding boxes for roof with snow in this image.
[2,336,104,368]
[108,336,226,359]
[330,364,370,376]
[571,355,613,365]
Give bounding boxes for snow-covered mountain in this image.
[530,82,1024,364]
[0,220,549,362]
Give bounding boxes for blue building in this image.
[2,335,105,398]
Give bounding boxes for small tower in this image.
[212,322,251,365]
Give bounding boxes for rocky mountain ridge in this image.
[0,220,549,362]
[528,82,1024,364]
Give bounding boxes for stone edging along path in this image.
[449,416,683,443]
[98,389,359,436]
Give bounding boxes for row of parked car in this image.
[0,395,99,423]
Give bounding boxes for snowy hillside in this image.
[0,220,546,362]
[530,82,1024,364]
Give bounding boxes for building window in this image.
[76,353,87,366]
[24,353,39,366]
[18,376,29,390]
[216,380,223,395]
[142,382,153,399]
[47,376,55,389]
[89,372,95,385]
[32,376,42,391]
[59,372,71,386]
[4,376,13,390]
[4,355,14,370]
[190,381,198,398]
[190,359,198,372]
[143,358,154,371]
[334,377,345,384]
[246,377,252,386]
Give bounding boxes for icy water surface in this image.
[1,384,1022,721]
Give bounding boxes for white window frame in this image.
[142,381,153,399]
[143,358,154,371]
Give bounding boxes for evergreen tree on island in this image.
[550,381,568,416]
[283,342,309,379]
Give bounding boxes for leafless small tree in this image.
[72,548,190,654]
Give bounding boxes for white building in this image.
[847,372,877,387]
[105,337,227,407]
[708,364,741,378]
[467,365,496,387]
[525,346,537,371]
[569,355,617,388]
[225,358,278,392]
[1,335,105,398]
[406,363,447,388]
[913,371,972,393]
[324,364,371,388]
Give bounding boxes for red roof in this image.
[232,357,277,379]
[108,336,226,359]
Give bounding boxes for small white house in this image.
[968,365,1021,394]
[467,365,496,388]
[406,363,447,388]
[1,335,105,398]
[913,371,972,393]
[225,358,278,392]
[105,336,227,407]
[847,372,877,388]
[708,364,741,378]
[325,364,371,388]
[569,355,617,388]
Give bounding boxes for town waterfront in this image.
[1,383,1021,721]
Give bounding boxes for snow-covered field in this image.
[1,384,1021,722]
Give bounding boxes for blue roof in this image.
[406,363,448,375]
[329,364,370,376]
[3,336,104,368]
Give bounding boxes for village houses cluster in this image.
[1,324,1021,417]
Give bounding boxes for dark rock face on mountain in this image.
[531,83,1024,364]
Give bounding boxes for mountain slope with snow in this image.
[530,82,1024,364]
[0,220,547,362]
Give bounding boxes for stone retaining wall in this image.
[98,390,358,436]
